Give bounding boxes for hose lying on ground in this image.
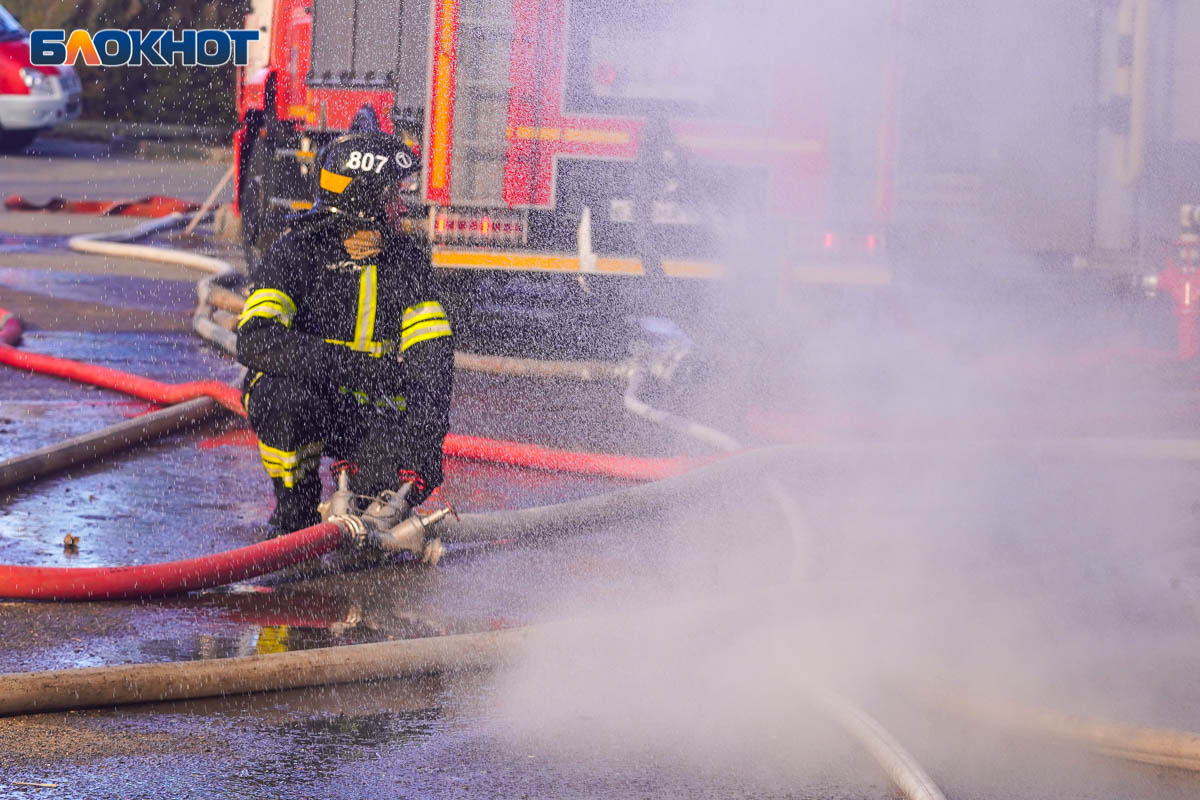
[67,213,229,275]
[438,446,794,544]
[0,397,218,491]
[443,433,694,481]
[0,447,798,600]
[0,625,527,715]
[0,619,942,800]
[62,206,242,358]
[453,350,628,381]
[0,521,349,601]
[194,272,241,356]
[0,619,948,800]
[5,195,200,217]
[806,687,947,800]
[0,440,937,800]
[0,339,245,415]
[623,364,740,453]
[0,339,696,480]
[932,688,1200,773]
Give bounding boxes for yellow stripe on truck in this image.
[432,249,643,275]
[790,265,893,286]
[661,260,724,279]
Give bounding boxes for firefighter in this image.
[236,132,454,535]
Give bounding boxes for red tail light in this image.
[433,210,526,245]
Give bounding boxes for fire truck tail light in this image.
[824,232,835,250]
[866,234,878,251]
[433,211,526,245]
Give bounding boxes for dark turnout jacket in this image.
[236,219,454,493]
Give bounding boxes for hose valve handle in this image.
[324,468,358,519]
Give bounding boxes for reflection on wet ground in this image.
[0,673,887,800]
[0,330,633,673]
[0,267,196,311]
[0,234,69,254]
[4,307,1200,796]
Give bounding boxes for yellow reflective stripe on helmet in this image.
[320,169,352,194]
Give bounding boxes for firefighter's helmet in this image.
[311,133,420,222]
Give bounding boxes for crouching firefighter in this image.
[236,133,454,536]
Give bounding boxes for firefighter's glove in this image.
[322,345,404,400]
[321,344,381,384]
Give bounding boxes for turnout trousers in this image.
[243,371,411,533]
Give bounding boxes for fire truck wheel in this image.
[0,128,37,153]
[239,133,288,271]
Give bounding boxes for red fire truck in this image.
[234,0,899,345]
[234,0,1200,349]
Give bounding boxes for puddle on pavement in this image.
[0,267,196,311]
[0,329,638,682]
[0,234,70,254]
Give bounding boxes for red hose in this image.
[443,433,691,481]
[0,341,696,480]
[0,342,244,415]
[4,194,200,217]
[0,314,694,603]
[0,522,346,601]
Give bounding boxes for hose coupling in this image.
[369,507,452,559]
[329,514,369,547]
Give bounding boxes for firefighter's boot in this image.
[266,469,322,536]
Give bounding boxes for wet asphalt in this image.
[1,145,1200,797]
